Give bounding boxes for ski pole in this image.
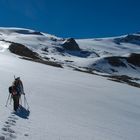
[19,95,22,106]
[24,95,30,110]
[24,95,26,108]
[10,94,12,105]
[5,93,11,107]
[25,95,29,109]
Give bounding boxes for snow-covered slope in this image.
[0,27,139,81]
[0,49,140,140]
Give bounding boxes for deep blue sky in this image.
[0,0,140,38]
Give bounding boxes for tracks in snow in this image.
[0,108,30,140]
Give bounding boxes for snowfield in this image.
[0,27,140,140]
[0,27,140,79]
[0,50,140,140]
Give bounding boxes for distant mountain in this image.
[0,27,140,87]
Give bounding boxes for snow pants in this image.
[12,94,20,111]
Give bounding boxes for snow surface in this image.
[0,27,139,139]
[0,27,139,79]
[0,49,140,140]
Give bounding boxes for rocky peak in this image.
[62,38,81,51]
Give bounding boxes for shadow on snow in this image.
[14,106,30,119]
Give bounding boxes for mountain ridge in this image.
[0,27,140,87]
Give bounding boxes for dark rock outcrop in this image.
[21,57,62,68]
[127,53,140,66]
[105,53,140,67]
[105,56,126,67]
[9,43,39,59]
[122,34,140,42]
[9,42,63,68]
[62,38,81,51]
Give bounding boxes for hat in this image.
[15,77,20,80]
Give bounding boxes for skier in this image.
[11,77,24,111]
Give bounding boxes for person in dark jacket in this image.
[11,77,24,111]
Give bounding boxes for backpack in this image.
[14,80,23,95]
[9,85,18,94]
[9,86,13,93]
